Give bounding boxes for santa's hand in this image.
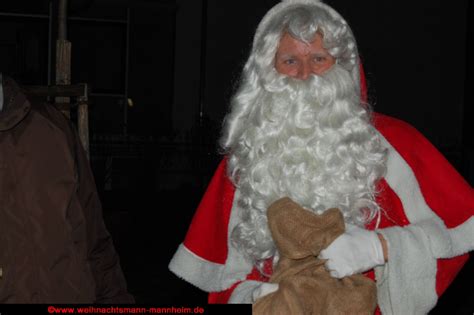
[318,224,385,278]
[252,282,279,302]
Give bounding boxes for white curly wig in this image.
[219,0,387,265]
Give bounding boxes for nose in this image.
[296,61,311,80]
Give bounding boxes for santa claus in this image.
[169,0,474,313]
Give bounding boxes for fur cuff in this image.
[375,225,438,315]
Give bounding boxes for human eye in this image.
[284,58,297,65]
[313,55,327,63]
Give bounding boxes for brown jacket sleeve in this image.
[72,125,135,304]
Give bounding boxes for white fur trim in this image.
[374,131,473,314]
[168,190,253,292]
[373,133,442,313]
[416,219,454,258]
[375,225,438,315]
[168,244,227,292]
[378,132,455,258]
[449,216,474,256]
[228,280,263,304]
[380,133,436,223]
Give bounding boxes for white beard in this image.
[226,64,387,263]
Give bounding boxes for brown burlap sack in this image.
[253,197,377,315]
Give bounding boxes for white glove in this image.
[252,282,279,302]
[318,223,385,278]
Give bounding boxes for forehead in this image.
[276,32,327,56]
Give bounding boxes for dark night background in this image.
[0,0,472,313]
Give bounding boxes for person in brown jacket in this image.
[0,75,134,303]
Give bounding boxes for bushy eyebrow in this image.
[275,53,297,60]
[309,48,331,56]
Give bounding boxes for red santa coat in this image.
[169,113,474,314]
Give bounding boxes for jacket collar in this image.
[0,77,31,131]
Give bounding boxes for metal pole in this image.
[55,0,72,117]
[123,7,130,136]
[198,0,208,133]
[0,11,126,24]
[0,12,49,18]
[462,0,472,149]
[47,1,53,85]
[198,0,209,191]
[462,0,473,184]
[69,16,126,23]
[58,0,68,40]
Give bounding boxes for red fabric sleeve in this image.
[183,158,236,264]
[374,113,473,296]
